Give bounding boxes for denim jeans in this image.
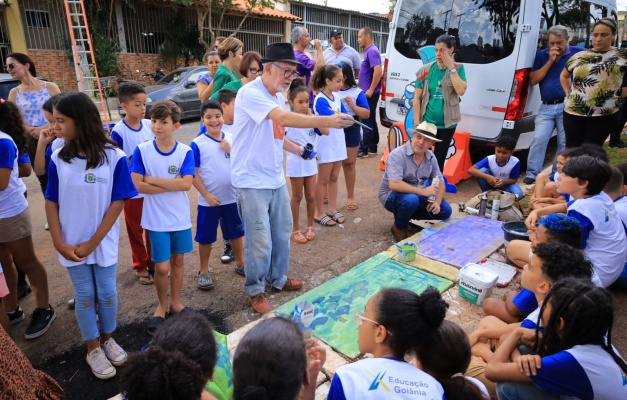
[496,382,560,400]
[359,92,380,153]
[384,191,452,229]
[527,103,566,179]
[477,167,525,198]
[236,186,291,296]
[66,263,118,341]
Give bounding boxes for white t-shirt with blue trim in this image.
[191,132,235,206]
[531,344,627,400]
[285,127,318,178]
[129,140,195,232]
[328,357,445,400]
[339,86,369,117]
[567,192,627,287]
[0,132,29,219]
[231,77,286,190]
[475,154,521,180]
[45,146,137,267]
[614,195,627,226]
[313,92,348,164]
[111,119,154,199]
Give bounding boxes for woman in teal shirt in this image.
[412,35,467,171]
[210,37,243,100]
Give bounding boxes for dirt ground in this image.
[10,121,627,399]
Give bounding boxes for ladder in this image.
[62,0,108,124]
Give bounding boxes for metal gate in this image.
[0,8,11,73]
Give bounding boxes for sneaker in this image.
[7,306,25,325]
[197,271,214,290]
[86,347,116,379]
[522,177,535,185]
[609,141,627,148]
[249,293,273,314]
[67,298,75,309]
[220,245,234,264]
[234,265,245,276]
[368,148,378,155]
[102,338,127,366]
[17,284,31,300]
[357,150,369,159]
[24,305,56,340]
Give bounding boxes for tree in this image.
[173,0,277,51]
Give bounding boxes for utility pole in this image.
[457,12,465,31]
[443,9,452,31]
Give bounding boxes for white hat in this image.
[409,121,442,142]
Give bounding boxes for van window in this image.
[393,0,520,64]
[541,1,614,49]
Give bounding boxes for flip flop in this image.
[314,215,336,227]
[291,230,308,244]
[329,212,345,224]
[137,274,154,285]
[305,226,316,241]
[347,201,359,210]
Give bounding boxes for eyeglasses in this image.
[354,312,380,326]
[6,63,16,70]
[272,63,300,79]
[249,68,262,76]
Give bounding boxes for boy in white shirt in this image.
[468,135,524,197]
[191,99,244,290]
[129,101,195,336]
[603,165,627,289]
[111,83,155,284]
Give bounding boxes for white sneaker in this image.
[103,338,127,366]
[86,347,116,379]
[45,222,49,230]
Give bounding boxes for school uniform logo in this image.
[168,165,179,175]
[224,152,230,159]
[368,371,391,392]
[309,129,316,137]
[85,173,96,183]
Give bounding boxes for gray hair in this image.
[291,26,307,45]
[547,25,569,39]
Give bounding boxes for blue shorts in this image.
[147,228,193,263]
[512,288,538,317]
[344,122,361,148]
[195,203,244,244]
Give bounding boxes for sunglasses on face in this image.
[6,63,17,70]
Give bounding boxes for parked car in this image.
[119,66,209,119]
[0,73,20,100]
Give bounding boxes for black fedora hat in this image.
[261,42,301,65]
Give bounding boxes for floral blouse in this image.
[564,48,627,117]
[15,82,52,127]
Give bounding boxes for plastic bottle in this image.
[428,176,440,203]
[466,207,479,215]
[491,194,501,220]
[478,194,488,217]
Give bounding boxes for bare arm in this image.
[368,65,382,95]
[45,199,84,262]
[131,172,169,194]
[468,165,496,185]
[34,130,55,176]
[314,41,324,67]
[472,322,522,342]
[18,162,31,178]
[193,167,220,207]
[198,81,212,102]
[74,200,125,258]
[529,59,554,85]
[283,137,305,156]
[485,328,536,382]
[560,68,571,96]
[267,108,353,129]
[449,71,467,95]
[412,87,423,126]
[144,174,193,191]
[525,202,568,228]
[0,168,10,191]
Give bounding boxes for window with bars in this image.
[25,10,51,29]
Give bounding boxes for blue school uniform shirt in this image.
[129,140,195,232]
[45,146,137,267]
[475,154,521,180]
[567,192,627,287]
[111,119,154,199]
[520,307,542,331]
[17,149,30,194]
[43,138,65,176]
[512,288,538,317]
[0,132,29,218]
[531,344,627,400]
[191,132,235,206]
[328,357,445,400]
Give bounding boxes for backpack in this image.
[465,190,524,221]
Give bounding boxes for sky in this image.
[620,0,627,11]
[303,0,390,14]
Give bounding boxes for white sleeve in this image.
[239,85,280,126]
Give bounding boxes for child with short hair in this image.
[129,100,195,336]
[468,136,524,197]
[312,64,348,227]
[527,156,627,287]
[45,92,137,379]
[528,150,568,211]
[486,278,627,399]
[191,100,245,290]
[287,81,328,243]
[110,82,155,285]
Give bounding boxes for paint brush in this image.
[329,108,373,130]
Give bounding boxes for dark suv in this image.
[0,73,19,100]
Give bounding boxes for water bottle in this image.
[478,194,488,217]
[428,176,440,203]
[491,194,501,220]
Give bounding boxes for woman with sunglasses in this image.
[328,287,448,400]
[560,17,627,147]
[223,52,263,92]
[6,53,61,194]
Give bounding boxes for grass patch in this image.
[604,143,627,165]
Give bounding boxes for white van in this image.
[380,0,618,151]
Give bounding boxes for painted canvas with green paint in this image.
[275,254,453,358]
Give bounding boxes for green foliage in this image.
[161,13,206,67]
[90,18,122,77]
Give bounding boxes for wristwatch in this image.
[449,68,458,74]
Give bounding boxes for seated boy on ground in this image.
[468,136,524,198]
[484,214,582,323]
[465,242,593,397]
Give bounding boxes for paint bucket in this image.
[397,241,417,262]
[501,221,530,247]
[458,263,499,305]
